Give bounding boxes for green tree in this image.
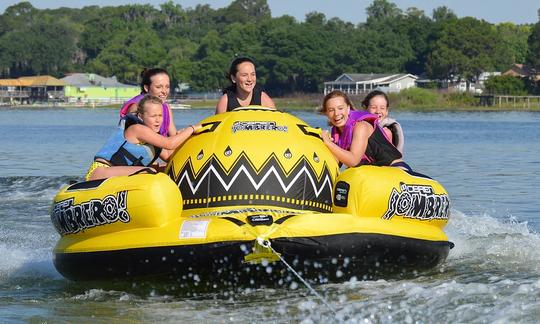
[260,14,336,93]
[497,23,530,65]
[427,17,508,89]
[80,4,157,62]
[191,30,229,91]
[0,18,76,77]
[484,75,527,95]
[160,37,197,89]
[222,0,271,24]
[1,2,38,33]
[366,0,402,22]
[400,8,434,75]
[526,19,540,66]
[156,1,188,32]
[432,6,456,22]
[86,28,166,83]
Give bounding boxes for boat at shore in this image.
[168,101,191,109]
[50,107,452,285]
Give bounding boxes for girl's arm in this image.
[215,94,228,114]
[261,92,276,109]
[126,124,200,152]
[159,124,202,161]
[322,121,373,167]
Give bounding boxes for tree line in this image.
[1,0,539,95]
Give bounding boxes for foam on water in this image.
[1,173,539,322]
[0,242,58,280]
[0,176,74,199]
[0,177,66,281]
[49,207,538,323]
[446,209,540,274]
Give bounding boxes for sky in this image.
[0,0,539,25]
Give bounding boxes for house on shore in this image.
[61,73,139,104]
[502,64,540,81]
[0,75,66,105]
[324,73,418,95]
[416,71,501,94]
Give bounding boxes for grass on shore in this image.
[26,88,540,111]
[185,88,540,112]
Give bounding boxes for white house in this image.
[324,73,418,95]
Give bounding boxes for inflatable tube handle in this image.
[193,121,221,135]
[297,124,323,140]
[308,127,323,137]
[129,167,157,176]
[195,123,213,134]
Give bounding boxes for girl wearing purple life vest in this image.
[319,90,412,172]
[119,68,176,136]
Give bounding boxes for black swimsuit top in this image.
[225,84,263,111]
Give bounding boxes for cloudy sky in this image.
[1,0,538,24]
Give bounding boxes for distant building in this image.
[324,73,418,95]
[61,73,139,104]
[502,64,540,81]
[0,75,65,104]
[417,72,501,94]
[456,72,501,93]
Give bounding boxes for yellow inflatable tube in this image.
[50,107,452,283]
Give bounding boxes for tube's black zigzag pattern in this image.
[168,152,334,212]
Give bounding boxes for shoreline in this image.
[3,98,540,112]
[3,103,540,112]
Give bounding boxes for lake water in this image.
[0,107,539,322]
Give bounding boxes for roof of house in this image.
[503,64,528,77]
[0,79,24,87]
[502,64,540,81]
[325,73,418,84]
[61,73,136,88]
[0,75,66,86]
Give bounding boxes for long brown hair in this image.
[140,68,169,93]
[319,90,356,114]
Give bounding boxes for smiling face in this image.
[139,102,163,133]
[324,96,351,129]
[144,73,170,102]
[366,95,389,119]
[232,61,256,94]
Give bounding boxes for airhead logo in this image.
[51,191,130,235]
[232,121,288,133]
[382,183,450,221]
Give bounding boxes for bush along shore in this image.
[266,88,540,112]
[7,88,539,111]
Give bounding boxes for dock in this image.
[477,95,540,108]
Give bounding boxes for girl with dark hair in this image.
[119,68,176,136]
[362,90,405,153]
[319,90,411,172]
[215,57,275,114]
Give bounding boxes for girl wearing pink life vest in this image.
[320,90,412,172]
[119,68,176,136]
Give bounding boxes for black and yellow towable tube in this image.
[51,107,452,284]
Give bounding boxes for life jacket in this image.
[119,93,171,136]
[331,110,402,166]
[379,117,405,154]
[225,84,263,111]
[95,114,162,167]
